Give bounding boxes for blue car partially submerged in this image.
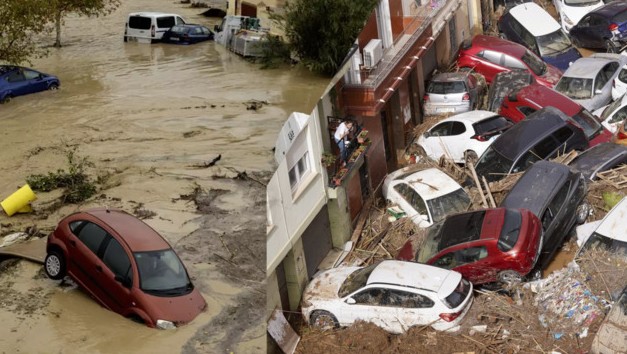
[161,24,214,44]
[0,66,60,104]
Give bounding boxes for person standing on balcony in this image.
[334,119,354,166]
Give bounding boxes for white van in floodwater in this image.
[124,12,186,43]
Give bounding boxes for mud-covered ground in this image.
[0,0,328,353]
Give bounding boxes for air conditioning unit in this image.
[363,39,383,69]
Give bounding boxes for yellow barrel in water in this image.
[1,184,37,216]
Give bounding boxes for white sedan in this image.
[612,63,627,101]
[382,167,471,227]
[593,93,627,134]
[414,111,513,164]
[552,0,603,33]
[301,260,474,334]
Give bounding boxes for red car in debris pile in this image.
[456,35,562,87]
[44,208,207,329]
[499,83,613,147]
[396,208,542,285]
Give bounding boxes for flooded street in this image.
[0,0,328,353]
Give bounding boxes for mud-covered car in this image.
[301,260,474,334]
[396,207,542,285]
[44,208,207,329]
[591,285,627,354]
[569,142,627,180]
[500,161,589,270]
[474,106,589,183]
[486,69,534,112]
[382,167,471,228]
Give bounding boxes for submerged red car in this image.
[499,83,613,147]
[44,208,207,329]
[457,35,561,87]
[396,208,541,285]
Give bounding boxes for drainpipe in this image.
[373,36,435,113]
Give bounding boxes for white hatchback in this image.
[382,167,471,228]
[301,260,474,334]
[552,0,604,33]
[415,110,513,165]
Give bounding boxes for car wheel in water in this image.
[0,95,12,104]
[44,250,67,280]
[498,270,522,285]
[310,310,339,330]
[48,83,59,91]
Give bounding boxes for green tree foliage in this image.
[50,0,120,47]
[273,0,378,76]
[0,0,55,64]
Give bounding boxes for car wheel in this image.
[310,310,339,330]
[497,270,522,285]
[0,95,12,104]
[464,150,478,166]
[48,83,59,91]
[44,250,67,280]
[576,203,591,224]
[606,40,617,54]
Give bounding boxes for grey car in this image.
[554,53,627,111]
[500,160,588,271]
[423,72,481,116]
[569,142,627,181]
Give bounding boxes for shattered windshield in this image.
[537,30,572,57]
[521,51,546,76]
[579,232,627,258]
[416,221,445,263]
[134,249,192,296]
[426,188,471,223]
[338,263,377,298]
[555,77,593,100]
[475,147,514,182]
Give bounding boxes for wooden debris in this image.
[596,165,627,189]
[468,162,488,208]
[482,176,496,208]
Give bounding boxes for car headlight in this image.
[156,319,176,330]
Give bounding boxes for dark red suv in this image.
[457,35,562,87]
[396,208,541,285]
[499,83,613,146]
[44,208,207,329]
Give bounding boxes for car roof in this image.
[595,197,627,242]
[396,168,463,200]
[432,72,469,82]
[128,12,181,17]
[509,2,560,36]
[514,83,581,115]
[470,35,526,58]
[439,110,499,124]
[367,260,460,293]
[593,1,627,20]
[563,57,616,79]
[492,107,568,159]
[500,161,572,216]
[570,143,627,179]
[84,208,171,251]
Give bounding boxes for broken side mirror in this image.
[346,297,356,305]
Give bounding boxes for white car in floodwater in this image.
[382,167,471,228]
[301,260,474,334]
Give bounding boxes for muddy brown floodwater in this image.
[0,1,328,353]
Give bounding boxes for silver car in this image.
[423,72,481,116]
[554,53,627,111]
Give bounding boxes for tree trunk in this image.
[54,11,62,47]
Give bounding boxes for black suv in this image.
[474,106,589,183]
[500,161,588,271]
